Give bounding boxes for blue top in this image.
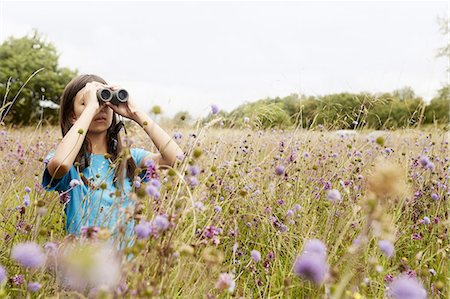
[41,148,151,238]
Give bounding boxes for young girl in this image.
[42,74,183,240]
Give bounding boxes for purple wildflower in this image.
[11,242,46,269]
[431,193,440,200]
[378,240,395,258]
[153,215,169,232]
[211,104,219,115]
[11,274,25,286]
[24,186,31,193]
[188,176,199,188]
[28,282,41,292]
[189,165,200,176]
[419,156,430,167]
[251,250,261,263]
[145,185,160,199]
[134,221,152,239]
[293,252,328,284]
[388,275,426,299]
[286,209,294,218]
[304,239,327,257]
[0,264,6,284]
[423,217,431,225]
[23,194,30,207]
[173,132,183,140]
[275,165,285,175]
[243,117,250,124]
[327,189,342,203]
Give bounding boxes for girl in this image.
[42,74,183,240]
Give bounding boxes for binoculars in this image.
[97,88,129,105]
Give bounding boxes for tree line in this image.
[1,31,448,129]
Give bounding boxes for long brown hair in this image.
[59,74,138,188]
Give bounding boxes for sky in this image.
[0,1,448,118]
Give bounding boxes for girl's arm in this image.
[47,83,103,179]
[133,111,184,167]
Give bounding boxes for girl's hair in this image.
[60,74,138,188]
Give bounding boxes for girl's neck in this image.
[88,131,108,155]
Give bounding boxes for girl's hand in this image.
[104,85,140,121]
[81,82,106,114]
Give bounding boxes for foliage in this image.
[0,30,77,126]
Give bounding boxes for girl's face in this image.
[71,82,114,133]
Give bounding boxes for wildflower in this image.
[423,217,431,225]
[327,189,342,203]
[189,165,200,176]
[412,233,422,240]
[134,221,152,239]
[243,117,250,124]
[149,178,161,189]
[28,282,41,292]
[23,194,30,207]
[69,179,81,187]
[214,206,222,213]
[11,242,46,269]
[0,264,7,284]
[153,215,169,232]
[145,185,160,199]
[215,273,235,293]
[275,165,285,175]
[188,177,199,188]
[286,209,294,218]
[303,239,327,257]
[293,239,328,284]
[11,274,25,286]
[251,250,261,263]
[293,252,328,284]
[211,104,219,115]
[173,132,183,140]
[378,240,394,258]
[431,193,440,200]
[24,186,31,193]
[387,275,426,299]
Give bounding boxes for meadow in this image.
[0,122,448,298]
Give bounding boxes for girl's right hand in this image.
[81,82,105,113]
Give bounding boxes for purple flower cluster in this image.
[293,239,328,284]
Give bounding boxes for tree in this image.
[424,85,450,125]
[0,30,77,126]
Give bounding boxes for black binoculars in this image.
[96,88,129,105]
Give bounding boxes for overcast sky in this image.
[1,1,448,117]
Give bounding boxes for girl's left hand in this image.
[104,85,140,122]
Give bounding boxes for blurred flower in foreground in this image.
[293,239,328,284]
[368,160,408,200]
[0,264,7,283]
[11,242,46,269]
[378,240,394,258]
[387,275,426,299]
[215,272,235,293]
[59,244,121,293]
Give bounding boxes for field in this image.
[0,123,448,298]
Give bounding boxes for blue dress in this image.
[42,148,151,239]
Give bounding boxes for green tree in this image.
[0,30,77,126]
[424,85,450,125]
